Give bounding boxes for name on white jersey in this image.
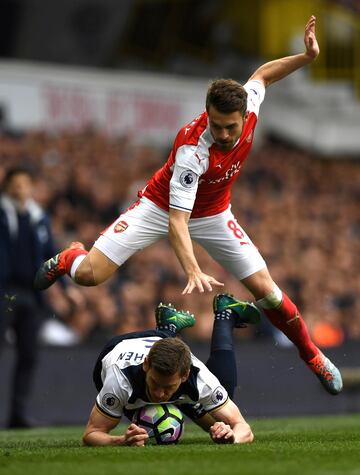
[117,351,146,363]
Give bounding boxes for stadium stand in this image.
[0,129,358,346]
[1,0,360,428]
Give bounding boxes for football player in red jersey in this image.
[35,16,342,396]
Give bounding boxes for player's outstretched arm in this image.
[83,405,148,447]
[168,208,224,294]
[249,15,319,87]
[209,399,254,444]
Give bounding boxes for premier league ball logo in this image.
[180,170,196,188]
[211,386,225,405]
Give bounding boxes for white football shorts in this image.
[94,196,266,280]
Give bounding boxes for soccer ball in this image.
[133,403,184,445]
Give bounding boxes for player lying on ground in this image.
[35,16,342,396]
[83,295,260,446]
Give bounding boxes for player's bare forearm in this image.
[210,399,253,443]
[250,53,311,87]
[83,425,148,447]
[168,209,201,275]
[195,410,253,444]
[231,421,254,444]
[193,413,217,432]
[83,406,148,446]
[250,15,319,87]
[83,429,148,447]
[83,430,125,446]
[168,208,224,293]
[210,420,253,444]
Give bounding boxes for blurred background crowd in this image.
[1,0,360,428]
[1,127,358,347]
[0,0,359,350]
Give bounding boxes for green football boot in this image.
[155,303,196,333]
[213,293,261,327]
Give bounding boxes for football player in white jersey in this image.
[35,17,342,397]
[83,294,261,446]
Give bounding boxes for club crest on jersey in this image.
[211,386,225,404]
[114,220,128,233]
[246,130,254,143]
[102,393,120,409]
[180,170,197,188]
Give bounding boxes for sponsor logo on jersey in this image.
[199,161,242,185]
[102,393,120,409]
[211,386,225,404]
[180,170,197,188]
[114,220,128,233]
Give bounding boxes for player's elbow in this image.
[243,425,254,443]
[248,71,269,88]
[82,429,97,446]
[234,422,254,444]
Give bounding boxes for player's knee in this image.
[74,249,118,286]
[256,284,283,309]
[74,259,97,286]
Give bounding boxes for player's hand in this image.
[210,421,254,444]
[210,421,235,444]
[182,271,224,294]
[304,15,320,59]
[123,423,149,446]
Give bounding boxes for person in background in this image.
[0,167,81,428]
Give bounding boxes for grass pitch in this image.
[0,414,359,475]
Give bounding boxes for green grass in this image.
[0,414,359,475]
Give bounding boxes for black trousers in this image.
[0,287,42,423]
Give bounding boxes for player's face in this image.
[208,105,245,151]
[144,367,188,403]
[6,173,33,204]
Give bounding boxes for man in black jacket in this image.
[0,167,57,428]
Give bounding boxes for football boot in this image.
[213,293,261,327]
[155,303,195,333]
[307,351,343,395]
[34,241,85,290]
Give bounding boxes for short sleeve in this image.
[169,144,206,213]
[96,366,130,419]
[244,80,266,116]
[192,358,229,412]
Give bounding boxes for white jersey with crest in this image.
[96,335,228,419]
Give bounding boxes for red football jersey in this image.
[142,80,265,218]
